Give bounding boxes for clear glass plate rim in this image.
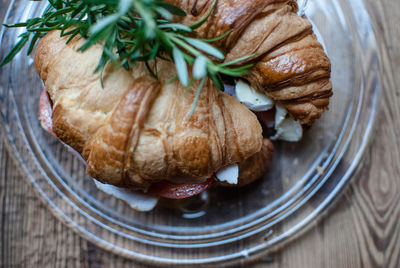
[0,0,384,265]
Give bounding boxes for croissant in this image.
[166,0,333,125]
[34,30,273,190]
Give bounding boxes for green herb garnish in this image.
[0,0,254,114]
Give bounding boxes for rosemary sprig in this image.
[0,0,254,115]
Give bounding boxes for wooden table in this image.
[1,0,399,267]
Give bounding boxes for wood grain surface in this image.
[1,0,399,267]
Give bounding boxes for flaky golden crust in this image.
[167,0,332,125]
[218,139,274,187]
[34,31,270,189]
[237,139,274,186]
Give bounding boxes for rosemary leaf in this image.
[90,13,120,35]
[220,53,257,67]
[118,0,132,14]
[27,32,41,55]
[201,29,231,42]
[188,77,206,118]
[190,0,217,29]
[155,1,186,17]
[184,37,224,59]
[159,23,192,32]
[0,32,29,66]
[173,47,189,86]
[3,22,29,27]
[209,71,224,91]
[155,7,173,21]
[193,56,207,79]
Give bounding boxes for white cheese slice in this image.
[274,103,287,126]
[271,104,303,142]
[94,180,158,212]
[216,164,239,184]
[272,118,303,142]
[234,81,303,142]
[235,80,274,112]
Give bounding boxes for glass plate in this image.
[0,0,382,266]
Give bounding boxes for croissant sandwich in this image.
[32,0,332,210]
[35,30,274,197]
